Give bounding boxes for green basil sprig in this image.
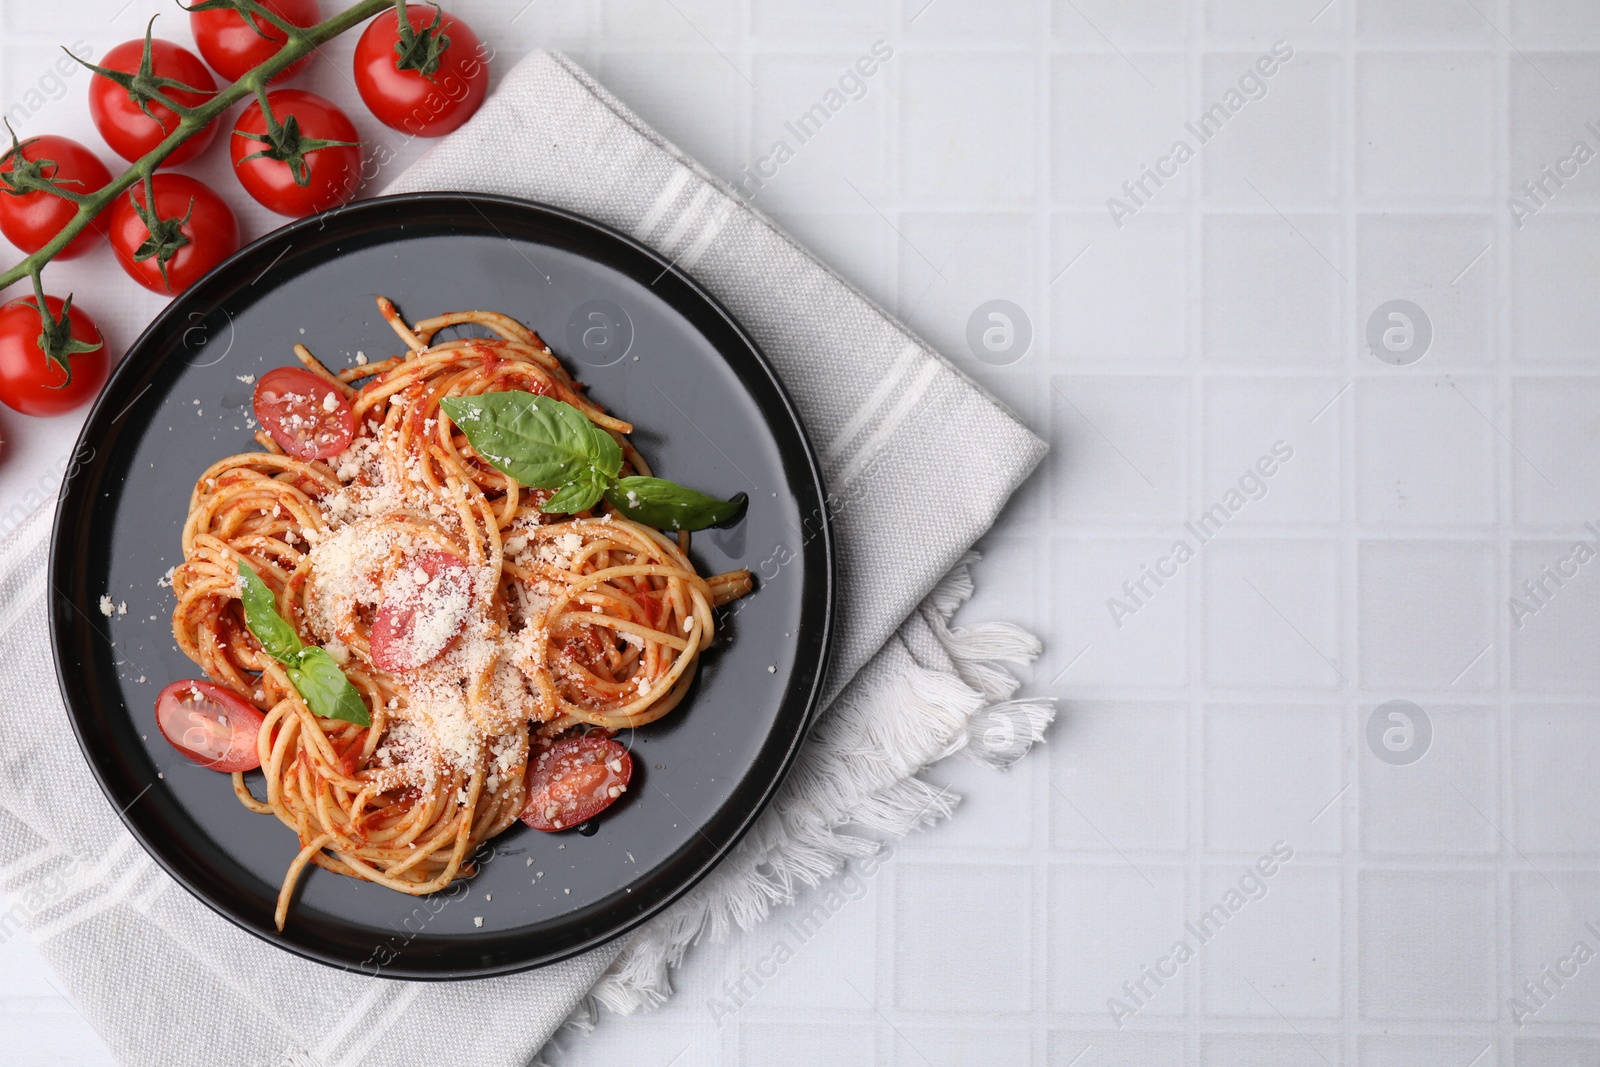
[439,392,744,531]
[237,561,372,728]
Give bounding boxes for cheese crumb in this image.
[99,595,114,617]
[236,374,255,384]
[473,916,483,928]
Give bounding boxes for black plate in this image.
[48,193,833,979]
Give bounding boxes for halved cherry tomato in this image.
[252,365,355,459]
[0,136,113,259]
[88,36,218,167]
[354,4,489,137]
[369,551,472,672]
[154,679,264,772]
[106,173,239,294]
[191,0,320,83]
[520,735,633,832]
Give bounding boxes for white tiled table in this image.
[5,1,1600,1064]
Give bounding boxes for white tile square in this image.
[1357,540,1497,690]
[901,54,1035,201]
[747,52,893,209]
[597,52,749,181]
[1047,865,1187,1016]
[1509,872,1600,1025]
[904,0,1037,41]
[1049,376,1185,523]
[752,0,891,36]
[892,1028,1033,1067]
[1053,213,1186,362]
[1511,379,1600,526]
[743,857,883,1010]
[1202,1033,1344,1065]
[893,864,1032,1012]
[741,1024,877,1067]
[1051,53,1190,205]
[1201,51,1339,202]
[1205,0,1343,39]
[0,37,106,140]
[1510,542,1600,697]
[1353,378,1498,526]
[1200,864,1343,1018]
[1359,704,1498,854]
[1512,2,1600,37]
[600,0,740,44]
[1202,214,1342,363]
[1360,1036,1498,1067]
[1356,53,1495,197]
[1511,704,1600,852]
[1356,215,1495,367]
[1051,701,1186,853]
[1050,1031,1187,1067]
[1356,0,1492,42]
[1049,538,1188,688]
[1509,55,1600,210]
[897,213,1038,368]
[1511,215,1600,362]
[1053,0,1189,45]
[1358,870,1497,1021]
[1515,1038,1600,1066]
[1202,542,1343,690]
[1204,705,1345,852]
[1204,379,1340,523]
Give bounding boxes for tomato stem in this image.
[233,89,362,189]
[68,16,219,124]
[0,0,397,295]
[391,0,452,81]
[0,121,93,206]
[26,268,102,386]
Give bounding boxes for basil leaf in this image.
[237,560,302,662]
[604,477,745,531]
[287,647,372,727]
[542,471,607,516]
[441,393,620,488]
[237,560,370,728]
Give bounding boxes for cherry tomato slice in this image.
[520,735,633,832]
[155,679,264,772]
[369,551,472,672]
[252,365,355,459]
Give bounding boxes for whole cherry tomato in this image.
[354,4,489,137]
[88,29,218,167]
[0,136,113,259]
[0,295,108,417]
[191,0,320,83]
[107,174,239,295]
[231,89,362,217]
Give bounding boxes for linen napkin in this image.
[0,50,1048,1067]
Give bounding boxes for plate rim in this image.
[47,191,835,980]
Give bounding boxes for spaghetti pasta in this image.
[169,298,752,929]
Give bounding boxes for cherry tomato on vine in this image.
[354,3,489,137]
[88,29,218,167]
[190,0,321,83]
[107,174,239,295]
[231,89,362,217]
[0,295,107,417]
[0,136,113,259]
